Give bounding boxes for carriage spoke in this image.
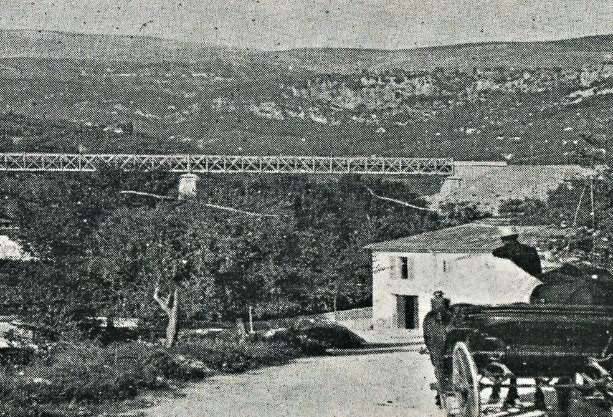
[451,342,481,417]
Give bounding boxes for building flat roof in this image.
[365,220,568,253]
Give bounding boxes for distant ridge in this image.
[2,28,178,42]
[279,33,613,53]
[272,34,613,72]
[0,28,226,62]
[0,28,612,71]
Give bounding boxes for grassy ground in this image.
[0,323,363,416]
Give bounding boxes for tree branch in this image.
[120,190,175,200]
[153,285,171,314]
[364,187,435,212]
[121,190,283,217]
[203,203,283,218]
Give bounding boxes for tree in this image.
[0,168,176,330]
[90,199,294,346]
[3,169,465,342]
[497,168,613,271]
[91,204,196,347]
[152,261,182,349]
[498,198,549,225]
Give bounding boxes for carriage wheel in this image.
[451,342,481,417]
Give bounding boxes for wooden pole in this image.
[590,174,596,261]
[572,185,587,227]
[248,305,254,334]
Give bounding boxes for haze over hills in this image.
[1,29,613,72]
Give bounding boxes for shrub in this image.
[142,349,214,381]
[4,342,142,404]
[176,332,302,373]
[291,322,365,349]
[259,328,328,355]
[0,403,87,417]
[0,324,351,415]
[0,340,209,408]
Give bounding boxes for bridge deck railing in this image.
[0,153,454,176]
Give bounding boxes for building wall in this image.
[371,251,542,332]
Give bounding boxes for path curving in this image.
[145,349,442,417]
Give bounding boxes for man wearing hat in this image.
[430,290,450,321]
[492,226,542,277]
[423,290,452,407]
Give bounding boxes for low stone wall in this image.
[253,307,373,331]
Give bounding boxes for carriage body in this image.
[442,304,613,378]
[431,303,613,416]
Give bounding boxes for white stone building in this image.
[365,220,566,333]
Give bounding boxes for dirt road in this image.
[146,348,442,417]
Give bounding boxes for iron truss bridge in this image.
[0,153,454,176]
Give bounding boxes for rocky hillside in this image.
[0,30,612,162]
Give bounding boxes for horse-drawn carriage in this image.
[425,302,613,417]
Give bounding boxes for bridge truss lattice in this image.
[0,153,454,176]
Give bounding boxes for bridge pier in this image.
[178,173,199,200]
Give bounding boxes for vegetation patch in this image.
[0,334,310,416]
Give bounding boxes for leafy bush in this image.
[0,340,214,409]
[291,322,365,349]
[0,324,348,414]
[0,403,86,417]
[258,328,328,355]
[143,349,214,381]
[176,332,302,373]
[2,342,143,404]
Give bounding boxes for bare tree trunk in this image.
[333,294,338,313]
[165,288,179,348]
[154,285,180,348]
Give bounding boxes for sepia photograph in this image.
[0,1,613,416]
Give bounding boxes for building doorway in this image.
[396,295,419,329]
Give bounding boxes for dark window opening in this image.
[400,257,409,280]
[396,295,419,329]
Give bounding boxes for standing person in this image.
[490,226,540,408]
[423,290,451,407]
[492,227,542,277]
[430,290,446,314]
